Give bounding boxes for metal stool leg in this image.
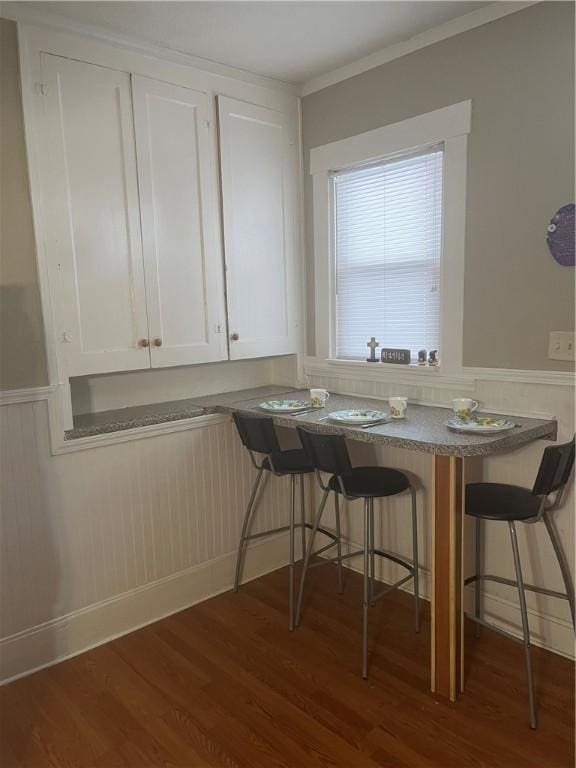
[234,468,264,591]
[475,516,482,638]
[369,498,376,606]
[334,493,344,594]
[543,512,575,631]
[509,521,537,729]
[289,474,296,631]
[295,488,330,626]
[300,474,307,559]
[362,497,371,679]
[410,486,421,633]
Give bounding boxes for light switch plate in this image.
[548,331,575,361]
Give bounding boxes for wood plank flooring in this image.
[1,565,574,767]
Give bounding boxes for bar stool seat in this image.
[466,483,543,521]
[262,449,313,475]
[328,466,410,497]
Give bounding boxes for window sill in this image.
[333,358,441,372]
[302,356,475,391]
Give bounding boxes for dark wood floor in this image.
[1,565,574,768]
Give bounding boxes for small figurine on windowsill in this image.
[428,350,439,367]
[366,337,380,363]
[417,350,427,366]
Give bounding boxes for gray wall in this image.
[0,18,47,389]
[302,2,575,371]
[1,5,574,393]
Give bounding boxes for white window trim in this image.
[311,100,471,379]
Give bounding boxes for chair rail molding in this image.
[302,356,575,389]
[0,386,231,454]
[0,386,56,405]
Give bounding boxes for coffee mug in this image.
[310,388,330,407]
[389,396,408,419]
[453,398,479,420]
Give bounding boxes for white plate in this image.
[258,399,311,413]
[446,416,515,435]
[328,409,388,424]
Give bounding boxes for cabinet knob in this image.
[231,333,240,341]
[138,338,150,348]
[152,337,162,347]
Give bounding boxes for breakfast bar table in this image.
[209,387,557,702]
[67,383,557,702]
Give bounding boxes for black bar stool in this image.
[232,412,341,630]
[295,427,420,679]
[465,436,575,729]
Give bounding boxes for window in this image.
[332,147,443,362]
[310,101,470,376]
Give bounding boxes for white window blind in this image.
[333,145,443,362]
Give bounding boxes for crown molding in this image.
[301,1,540,97]
[0,1,299,96]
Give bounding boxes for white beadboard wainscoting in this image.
[1,364,574,684]
[302,358,575,659]
[0,396,302,683]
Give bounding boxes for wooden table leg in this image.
[431,455,464,701]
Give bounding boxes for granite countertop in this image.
[65,386,296,440]
[66,385,557,457]
[219,389,557,457]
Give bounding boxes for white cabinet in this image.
[31,48,300,385]
[132,76,227,367]
[40,54,150,376]
[218,96,298,360]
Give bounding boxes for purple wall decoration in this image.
[546,204,575,266]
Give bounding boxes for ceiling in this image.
[19,1,491,84]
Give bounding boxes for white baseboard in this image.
[0,533,290,685]
[325,540,575,661]
[2,528,572,686]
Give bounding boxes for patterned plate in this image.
[328,409,388,424]
[446,416,515,435]
[258,400,311,413]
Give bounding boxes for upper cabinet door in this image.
[218,96,298,360]
[39,54,150,377]
[132,76,227,367]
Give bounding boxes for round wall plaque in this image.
[546,203,575,267]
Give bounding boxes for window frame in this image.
[311,101,471,377]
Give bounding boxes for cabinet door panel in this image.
[218,97,297,360]
[40,54,150,376]
[132,76,227,367]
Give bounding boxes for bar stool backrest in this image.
[531,436,575,498]
[232,412,280,456]
[296,427,352,476]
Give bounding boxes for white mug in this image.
[453,398,479,420]
[310,388,330,408]
[389,396,408,419]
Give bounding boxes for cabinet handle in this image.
[231,333,240,341]
[152,337,162,347]
[138,338,150,348]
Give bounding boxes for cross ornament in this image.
[366,337,380,362]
